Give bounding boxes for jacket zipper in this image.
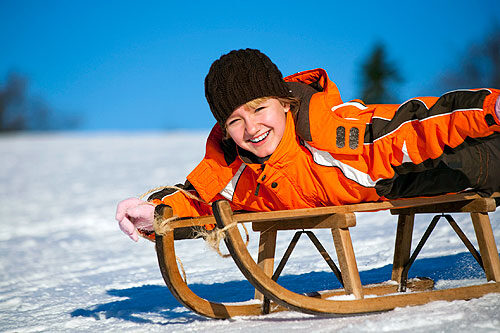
[254,164,266,196]
[254,183,261,196]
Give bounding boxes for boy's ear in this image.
[284,103,290,113]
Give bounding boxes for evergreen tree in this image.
[359,43,401,104]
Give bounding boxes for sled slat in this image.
[164,192,497,230]
[252,213,356,231]
[390,197,497,215]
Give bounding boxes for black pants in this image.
[381,133,500,199]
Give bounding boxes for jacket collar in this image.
[284,68,343,142]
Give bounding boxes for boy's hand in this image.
[115,198,155,242]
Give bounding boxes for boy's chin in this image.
[252,145,277,158]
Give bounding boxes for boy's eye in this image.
[254,107,265,113]
[227,118,240,126]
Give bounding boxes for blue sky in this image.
[1,0,499,131]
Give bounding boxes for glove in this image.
[115,197,155,242]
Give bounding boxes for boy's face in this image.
[225,98,289,158]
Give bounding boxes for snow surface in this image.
[1,132,499,332]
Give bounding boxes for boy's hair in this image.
[223,96,300,138]
[245,96,301,120]
[205,49,292,128]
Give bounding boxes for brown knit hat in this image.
[205,49,292,127]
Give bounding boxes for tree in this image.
[0,73,28,131]
[359,43,402,104]
[0,72,80,132]
[440,25,500,90]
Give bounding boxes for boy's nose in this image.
[245,117,259,136]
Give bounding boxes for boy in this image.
[117,49,500,242]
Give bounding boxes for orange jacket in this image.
[151,69,500,220]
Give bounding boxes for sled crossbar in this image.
[154,192,500,318]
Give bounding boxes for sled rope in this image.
[139,185,210,206]
[141,185,250,258]
[176,255,187,283]
[196,222,250,258]
[153,214,179,234]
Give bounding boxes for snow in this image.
[1,132,499,332]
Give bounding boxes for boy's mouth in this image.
[249,131,270,143]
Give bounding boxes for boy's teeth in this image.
[250,131,269,143]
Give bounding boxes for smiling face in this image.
[225,98,289,158]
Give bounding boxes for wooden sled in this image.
[155,192,500,318]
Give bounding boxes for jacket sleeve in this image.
[139,181,252,242]
[147,181,213,218]
[136,182,215,242]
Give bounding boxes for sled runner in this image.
[154,192,500,318]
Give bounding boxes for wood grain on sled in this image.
[165,192,498,230]
[155,206,268,319]
[212,199,500,315]
[155,192,500,318]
